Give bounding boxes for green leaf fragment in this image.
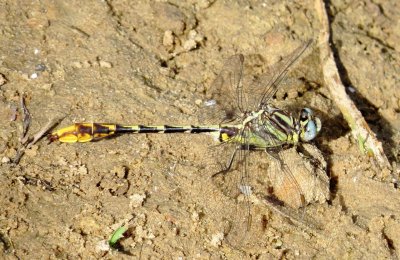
[108,226,128,247]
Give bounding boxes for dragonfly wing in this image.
[295,143,330,204]
[198,54,244,124]
[243,40,313,111]
[266,144,329,209]
[267,149,306,209]
[210,128,260,248]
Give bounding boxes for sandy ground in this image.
[1,0,399,259]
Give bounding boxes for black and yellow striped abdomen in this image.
[49,123,224,143]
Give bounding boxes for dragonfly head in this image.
[298,108,321,142]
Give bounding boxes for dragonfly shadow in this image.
[89,133,127,142]
[309,111,344,205]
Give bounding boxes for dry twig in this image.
[12,95,63,164]
[314,0,391,170]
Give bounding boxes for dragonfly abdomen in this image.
[116,124,221,134]
[49,123,222,143]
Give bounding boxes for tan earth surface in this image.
[1,0,399,259]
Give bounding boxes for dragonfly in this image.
[49,39,329,246]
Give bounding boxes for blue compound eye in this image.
[300,108,314,122]
[299,108,321,142]
[301,117,321,141]
[302,121,317,141]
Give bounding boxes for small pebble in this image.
[99,60,113,68]
[347,86,356,93]
[40,83,53,90]
[30,73,38,79]
[0,73,7,86]
[191,211,200,222]
[210,232,224,247]
[163,30,175,48]
[1,156,10,163]
[273,239,283,248]
[95,240,110,252]
[188,30,197,39]
[71,61,82,68]
[72,61,92,68]
[195,99,202,106]
[77,164,88,175]
[183,39,197,51]
[35,64,46,71]
[82,61,91,68]
[197,0,211,9]
[130,193,146,208]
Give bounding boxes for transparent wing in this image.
[242,39,313,111]
[267,150,306,208]
[294,143,330,204]
[265,144,329,208]
[210,128,254,247]
[209,142,329,247]
[198,40,312,125]
[198,54,244,124]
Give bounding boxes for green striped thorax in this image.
[221,106,321,149]
[261,106,321,147]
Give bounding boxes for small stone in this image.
[147,232,155,239]
[273,238,283,249]
[99,60,112,68]
[95,240,110,252]
[210,232,224,247]
[58,157,68,166]
[163,30,175,47]
[35,64,46,71]
[1,156,10,163]
[78,164,88,175]
[113,165,127,178]
[186,30,204,47]
[194,99,202,106]
[194,33,204,44]
[71,61,82,68]
[130,193,146,208]
[191,211,200,222]
[183,39,197,51]
[0,73,7,86]
[40,83,53,90]
[82,61,91,68]
[30,73,38,79]
[188,29,197,39]
[287,89,299,99]
[197,0,211,9]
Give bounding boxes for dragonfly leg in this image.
[212,147,239,177]
[265,147,284,165]
[296,144,325,173]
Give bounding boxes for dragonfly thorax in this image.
[242,110,265,126]
[227,106,321,149]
